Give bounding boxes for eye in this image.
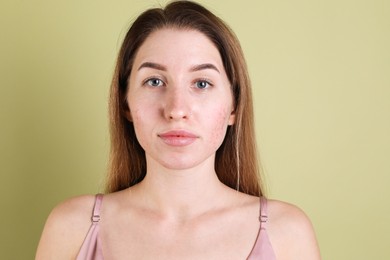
[195,80,211,89]
[145,78,164,87]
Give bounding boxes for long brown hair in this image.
[106,1,264,196]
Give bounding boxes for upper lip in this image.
[158,130,198,138]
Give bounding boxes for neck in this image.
[133,156,231,220]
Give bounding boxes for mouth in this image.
[158,130,198,146]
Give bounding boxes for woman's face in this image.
[127,28,235,171]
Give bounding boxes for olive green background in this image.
[1,0,389,259]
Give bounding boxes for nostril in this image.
[165,102,190,120]
[167,110,188,120]
[163,90,191,120]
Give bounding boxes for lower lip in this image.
[159,136,197,147]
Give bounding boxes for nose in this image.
[163,87,191,120]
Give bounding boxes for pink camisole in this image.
[76,194,276,260]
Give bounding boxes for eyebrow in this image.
[137,62,220,73]
[190,63,220,73]
[138,62,167,71]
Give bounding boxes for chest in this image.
[99,213,260,259]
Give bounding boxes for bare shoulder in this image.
[35,194,97,260]
[267,199,321,260]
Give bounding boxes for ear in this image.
[228,110,236,125]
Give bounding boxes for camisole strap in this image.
[92,194,103,223]
[259,196,268,229]
[247,197,276,260]
[76,194,104,260]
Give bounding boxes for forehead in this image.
[133,28,223,67]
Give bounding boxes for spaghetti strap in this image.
[76,194,104,260]
[259,196,268,229]
[92,194,103,223]
[247,197,276,260]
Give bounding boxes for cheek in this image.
[128,96,152,134]
[129,107,150,148]
[208,107,232,146]
[130,108,142,135]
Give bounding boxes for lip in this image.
[158,130,198,147]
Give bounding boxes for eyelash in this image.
[194,79,213,89]
[143,77,165,87]
[142,77,214,89]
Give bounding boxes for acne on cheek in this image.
[130,109,144,139]
[209,108,232,146]
[131,110,140,125]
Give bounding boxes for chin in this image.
[148,152,215,172]
[160,161,197,171]
[158,157,206,171]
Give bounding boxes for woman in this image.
[36,1,321,259]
